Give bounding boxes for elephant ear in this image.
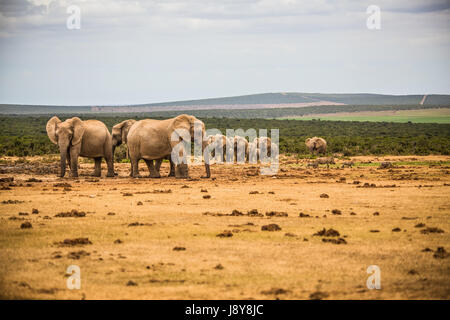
[122,120,136,144]
[172,114,192,137]
[70,117,85,146]
[46,116,61,144]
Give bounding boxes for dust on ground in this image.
[0,155,449,299]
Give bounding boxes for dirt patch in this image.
[2,200,25,204]
[358,183,377,188]
[420,227,445,234]
[149,279,186,284]
[265,211,288,217]
[151,189,172,194]
[55,209,86,218]
[67,250,90,259]
[173,247,186,251]
[415,223,426,228]
[128,222,153,227]
[217,231,233,237]
[55,238,92,247]
[433,247,448,259]
[309,291,329,300]
[20,222,32,229]
[284,233,297,237]
[261,288,291,295]
[261,224,281,231]
[322,238,347,244]
[313,228,340,237]
[53,183,72,188]
[299,212,311,218]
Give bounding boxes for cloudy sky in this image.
[0,0,449,105]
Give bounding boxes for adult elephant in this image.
[305,137,327,155]
[111,119,175,177]
[127,114,210,179]
[46,116,114,178]
[253,136,273,157]
[206,134,233,163]
[234,136,249,163]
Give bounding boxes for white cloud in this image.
[0,0,449,104]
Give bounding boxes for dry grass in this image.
[0,155,449,299]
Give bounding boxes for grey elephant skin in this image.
[127,114,210,179]
[46,116,114,178]
[111,119,175,177]
[305,137,327,155]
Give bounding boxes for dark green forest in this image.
[1,114,449,157]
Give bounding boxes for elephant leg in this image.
[67,152,72,171]
[130,157,141,178]
[145,159,161,178]
[93,157,102,177]
[69,152,79,178]
[168,157,175,177]
[154,158,162,172]
[201,163,211,179]
[175,163,189,179]
[104,149,115,178]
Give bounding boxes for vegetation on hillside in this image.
[1,115,449,157]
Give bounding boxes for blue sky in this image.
[0,0,449,105]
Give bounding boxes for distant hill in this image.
[1,92,450,115]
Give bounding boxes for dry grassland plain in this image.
[0,155,449,299]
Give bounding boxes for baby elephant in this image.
[46,116,114,178]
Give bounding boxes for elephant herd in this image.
[46,114,291,179]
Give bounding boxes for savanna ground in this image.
[280,108,450,123]
[0,155,449,300]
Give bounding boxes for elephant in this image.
[233,136,249,163]
[305,137,327,155]
[112,119,175,177]
[206,134,233,163]
[127,114,210,179]
[46,116,114,178]
[253,136,273,159]
[111,119,136,158]
[247,141,260,163]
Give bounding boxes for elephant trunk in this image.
[59,145,69,177]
